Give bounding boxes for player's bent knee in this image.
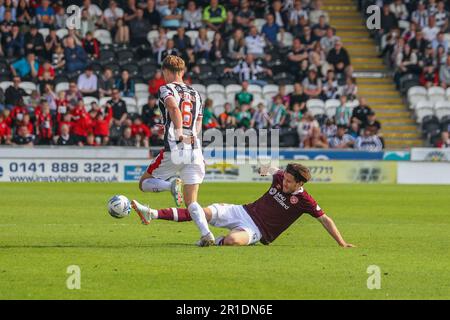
[223,236,247,246]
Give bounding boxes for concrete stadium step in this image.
[383,125,418,131]
[380,118,416,125]
[323,5,358,11]
[340,37,374,44]
[383,132,422,139]
[385,139,424,148]
[370,104,407,110]
[374,111,410,117]
[358,83,396,90]
[365,97,404,104]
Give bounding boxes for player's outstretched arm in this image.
[317,214,355,248]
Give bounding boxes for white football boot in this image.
[131,200,152,225]
[170,178,184,207]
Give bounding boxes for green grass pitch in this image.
[0,182,449,300]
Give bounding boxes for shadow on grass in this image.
[0,243,195,249]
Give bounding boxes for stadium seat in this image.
[284,84,294,94]
[140,64,157,81]
[105,63,120,77]
[326,106,337,119]
[306,99,326,116]
[137,97,148,109]
[135,83,149,94]
[252,96,266,107]
[427,86,446,103]
[346,99,360,110]
[206,30,215,42]
[122,97,138,113]
[100,50,115,65]
[409,96,428,110]
[225,84,242,97]
[185,31,198,46]
[94,29,113,45]
[206,84,225,95]
[446,88,450,99]
[415,100,434,110]
[146,30,159,45]
[208,92,226,103]
[415,106,434,123]
[192,84,206,95]
[99,97,111,107]
[277,32,294,47]
[262,84,279,98]
[83,97,99,107]
[117,50,134,66]
[434,101,450,120]
[0,81,12,91]
[55,82,69,94]
[325,99,340,110]
[315,114,328,126]
[408,86,428,106]
[248,84,263,95]
[421,115,440,137]
[440,115,450,130]
[213,105,225,117]
[166,30,177,39]
[122,63,139,78]
[38,28,50,38]
[19,81,37,95]
[254,18,266,33]
[56,28,69,39]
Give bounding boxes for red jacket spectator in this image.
[419,69,439,87]
[36,108,53,139]
[18,114,34,135]
[82,34,100,59]
[38,64,55,78]
[10,105,29,126]
[148,71,165,96]
[93,106,113,137]
[71,105,92,137]
[131,121,151,138]
[0,115,12,143]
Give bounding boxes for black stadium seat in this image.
[314,114,328,126]
[105,63,121,77]
[122,63,139,78]
[421,115,440,138]
[140,64,157,81]
[117,50,134,66]
[440,115,450,131]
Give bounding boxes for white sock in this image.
[150,209,158,219]
[188,202,211,237]
[141,178,171,193]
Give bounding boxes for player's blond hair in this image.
[162,55,185,74]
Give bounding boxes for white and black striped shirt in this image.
[355,135,383,152]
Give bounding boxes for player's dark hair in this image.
[286,163,311,183]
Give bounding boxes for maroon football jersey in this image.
[243,170,325,245]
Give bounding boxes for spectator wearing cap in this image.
[64,36,88,73]
[183,1,203,30]
[203,0,227,32]
[11,52,39,80]
[439,54,450,88]
[78,66,99,98]
[129,8,152,47]
[161,0,182,30]
[5,76,26,109]
[36,0,55,28]
[329,124,355,149]
[115,70,135,98]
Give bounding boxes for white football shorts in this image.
[208,203,262,245]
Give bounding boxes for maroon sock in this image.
[157,208,192,222]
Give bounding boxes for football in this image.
[108,195,131,219]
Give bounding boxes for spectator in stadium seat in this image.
[98,68,115,98]
[35,101,53,145]
[194,27,211,60]
[420,64,439,88]
[289,82,308,109]
[422,16,440,42]
[118,126,136,147]
[36,0,55,28]
[288,38,308,73]
[0,111,12,144]
[218,102,237,129]
[342,77,358,101]
[408,30,429,55]
[11,52,39,80]
[161,0,182,30]
[312,15,329,40]
[114,70,135,98]
[5,24,24,58]
[310,0,329,25]
[64,36,88,73]
[108,88,128,126]
[435,1,449,29]
[227,28,246,60]
[220,10,235,39]
[55,123,75,146]
[326,41,351,80]
[435,131,450,148]
[124,0,139,22]
[16,0,34,26]
[322,70,339,100]
[376,3,398,48]
[334,95,352,127]
[129,8,152,47]
[5,76,26,109]
[261,13,281,47]
[351,97,372,128]
[143,0,161,29]
[210,31,226,61]
[363,111,382,135]
[320,27,339,54]
[80,8,97,38]
[225,54,272,86]
[114,18,130,44]
[82,32,100,59]
[354,127,383,152]
[348,120,360,139]
[431,32,448,54]
[236,0,255,31]
[131,117,151,147]
[52,43,66,70]
[245,26,266,59]
[82,0,103,19]
[173,27,191,53]
[183,0,203,30]
[235,104,252,129]
[411,1,429,29]
[84,132,99,147]
[55,6,68,30]
[203,0,227,32]
[394,43,419,84]
[251,103,270,129]
[299,25,318,51]
[302,67,322,99]
[389,0,409,25]
[439,54,450,88]
[289,0,309,28]
[77,66,99,98]
[298,113,328,148]
[103,0,124,31]
[202,98,219,130]
[234,80,253,107]
[269,95,287,128]
[141,95,160,127]
[153,27,168,64]
[65,82,83,105]
[161,38,181,62]
[92,104,113,145]
[42,84,58,113]
[70,100,92,146]
[12,125,34,146]
[329,124,355,149]
[148,70,166,96]
[321,117,337,140]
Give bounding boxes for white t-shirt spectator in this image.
[104,7,124,22]
[289,9,308,25]
[355,135,383,151]
[77,73,98,92]
[86,4,103,17]
[245,34,266,56]
[232,61,264,81]
[422,25,440,42]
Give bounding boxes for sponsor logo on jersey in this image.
[290,196,298,205]
[269,188,277,195]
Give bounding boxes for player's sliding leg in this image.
[183,184,215,247]
[131,200,194,225]
[215,230,252,246]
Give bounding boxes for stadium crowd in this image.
[361,0,450,148]
[0,0,386,151]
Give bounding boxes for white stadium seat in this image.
[306,99,326,116]
[326,106,337,119]
[428,86,446,103]
[253,18,266,33]
[122,97,138,114]
[0,81,13,91]
[415,100,434,110]
[284,84,294,94]
[137,97,148,110]
[18,82,37,95]
[446,88,450,99]
[166,30,177,39]
[206,84,225,95]
[147,30,159,45]
[83,97,99,107]
[208,93,226,103]
[185,30,198,46]
[213,105,225,117]
[434,101,450,120]
[277,32,294,47]
[409,96,428,110]
[415,107,434,123]
[207,30,215,42]
[408,86,428,106]
[262,84,279,98]
[99,97,111,107]
[248,84,263,95]
[225,84,242,96]
[56,28,69,39]
[325,99,340,109]
[192,84,206,95]
[38,28,49,38]
[94,29,112,45]
[55,82,69,94]
[135,83,149,94]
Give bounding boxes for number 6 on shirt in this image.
[181,100,193,127]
